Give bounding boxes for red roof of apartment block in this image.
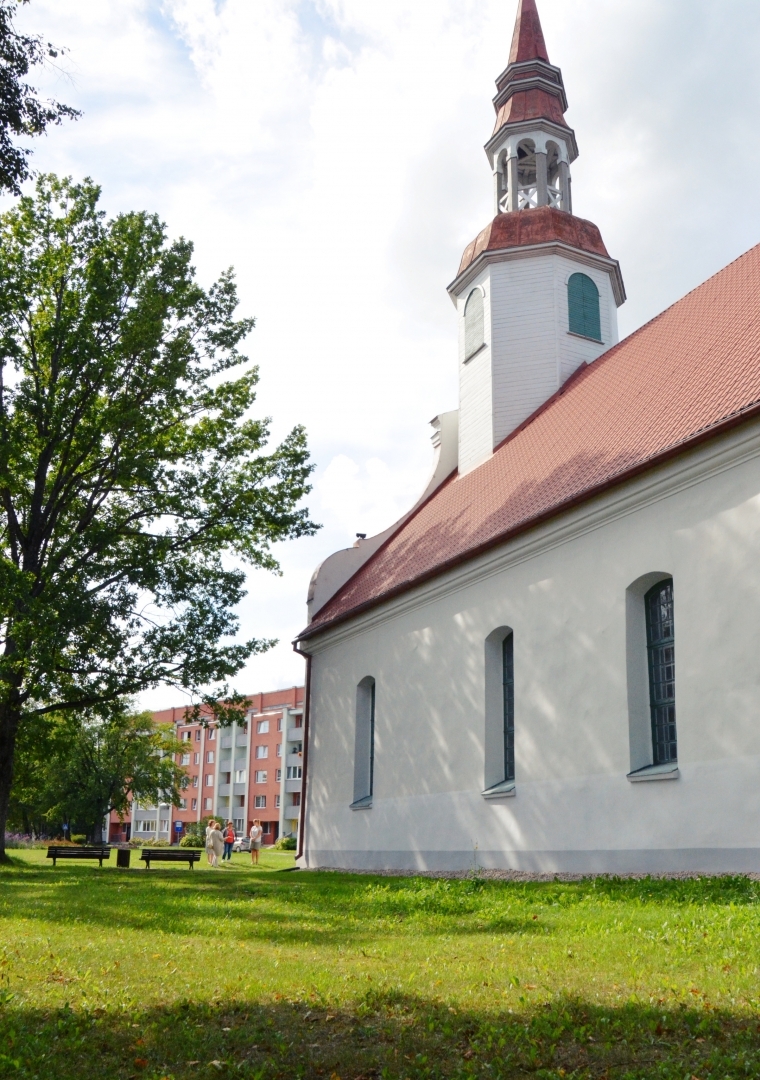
[301,242,760,638]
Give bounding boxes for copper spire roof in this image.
[300,242,760,639]
[491,0,570,138]
[509,0,550,64]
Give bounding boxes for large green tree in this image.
[0,175,317,859]
[0,0,80,193]
[9,708,187,843]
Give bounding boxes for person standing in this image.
[249,819,262,866]
[222,820,235,862]
[209,821,224,868]
[205,820,216,866]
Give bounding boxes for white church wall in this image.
[301,421,760,873]
[458,269,493,475]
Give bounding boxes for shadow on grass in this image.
[0,866,560,945]
[1,989,759,1080]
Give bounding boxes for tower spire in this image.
[509,0,549,65]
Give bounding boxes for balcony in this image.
[285,778,302,794]
[236,735,248,748]
[286,753,303,767]
[220,736,233,749]
[218,784,231,797]
[287,727,303,742]
[234,757,247,772]
[233,783,246,796]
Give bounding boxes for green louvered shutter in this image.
[568,273,601,341]
[464,288,484,359]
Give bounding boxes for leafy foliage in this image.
[0,175,317,855]
[0,1,80,193]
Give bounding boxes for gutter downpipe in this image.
[293,645,312,864]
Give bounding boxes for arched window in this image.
[502,633,515,783]
[464,288,485,360]
[568,272,601,342]
[645,580,677,765]
[483,628,516,797]
[351,676,375,809]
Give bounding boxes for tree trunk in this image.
[0,701,22,862]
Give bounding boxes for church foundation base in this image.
[300,848,760,875]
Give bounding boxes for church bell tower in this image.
[448,0,625,475]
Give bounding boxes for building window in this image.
[255,770,267,783]
[262,821,272,834]
[235,769,247,783]
[254,795,266,809]
[205,774,214,787]
[464,287,485,360]
[138,820,156,832]
[286,766,302,779]
[275,769,282,782]
[352,676,375,808]
[568,272,601,341]
[208,727,215,741]
[191,798,197,810]
[645,579,677,765]
[277,717,283,731]
[195,729,201,741]
[181,753,190,766]
[257,719,270,734]
[276,743,282,757]
[178,798,187,809]
[203,797,212,810]
[181,730,191,741]
[292,792,301,807]
[206,751,214,764]
[483,627,516,796]
[255,745,268,759]
[194,753,200,765]
[191,775,198,788]
[275,794,281,808]
[502,633,515,783]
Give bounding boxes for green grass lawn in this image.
[1,852,760,1078]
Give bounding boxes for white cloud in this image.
[10,0,760,703]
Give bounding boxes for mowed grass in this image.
[1,852,760,1078]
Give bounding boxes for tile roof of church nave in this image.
[300,241,760,639]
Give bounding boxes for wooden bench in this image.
[47,845,111,868]
[140,848,201,870]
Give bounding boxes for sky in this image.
[12,0,760,709]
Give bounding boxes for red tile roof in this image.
[457,206,610,279]
[301,242,760,639]
[509,0,549,64]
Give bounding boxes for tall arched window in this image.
[502,633,515,784]
[483,627,516,798]
[568,272,601,342]
[464,288,485,360]
[645,580,677,765]
[351,676,375,809]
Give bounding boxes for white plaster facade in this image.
[299,422,760,872]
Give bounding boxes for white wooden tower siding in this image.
[450,0,625,476]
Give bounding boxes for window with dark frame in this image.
[368,681,376,798]
[502,633,515,783]
[645,579,677,765]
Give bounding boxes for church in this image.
[294,0,760,873]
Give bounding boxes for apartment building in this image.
[108,685,304,844]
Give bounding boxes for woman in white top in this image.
[209,822,224,868]
[249,820,263,865]
[205,820,216,865]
